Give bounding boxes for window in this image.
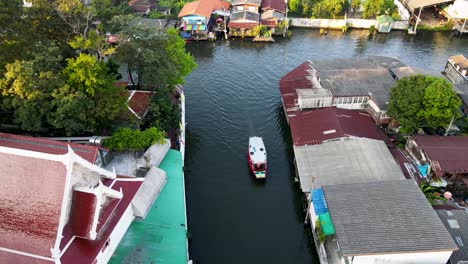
[238,6,244,10]
[353,97,358,103]
[456,236,465,247]
[448,219,460,228]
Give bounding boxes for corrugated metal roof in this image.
[0,133,99,164]
[0,151,67,258]
[230,10,260,22]
[323,180,458,256]
[232,0,262,6]
[412,136,468,176]
[294,137,405,192]
[436,209,468,264]
[402,0,453,12]
[178,0,230,18]
[289,107,387,146]
[261,0,286,13]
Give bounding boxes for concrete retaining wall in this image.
[290,17,408,31]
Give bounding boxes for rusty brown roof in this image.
[261,0,286,13]
[413,136,468,175]
[178,0,230,18]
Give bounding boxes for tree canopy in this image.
[387,75,461,133]
[362,0,396,19]
[0,0,195,136]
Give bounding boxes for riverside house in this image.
[260,0,287,33]
[178,0,230,40]
[310,180,458,264]
[279,56,409,125]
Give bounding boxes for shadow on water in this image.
[275,102,320,263]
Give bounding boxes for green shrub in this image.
[369,25,376,34]
[285,30,293,38]
[103,127,166,151]
[315,219,327,244]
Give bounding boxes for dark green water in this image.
[183,29,468,264]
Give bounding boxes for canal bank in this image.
[183,29,468,264]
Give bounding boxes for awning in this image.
[319,212,335,236]
[185,24,193,30]
[184,24,206,31]
[312,188,328,215]
[402,0,453,12]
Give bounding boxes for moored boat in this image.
[248,137,267,179]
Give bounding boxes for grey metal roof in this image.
[230,10,260,22]
[294,138,405,192]
[232,0,262,6]
[401,0,454,12]
[323,180,459,256]
[310,57,400,110]
[436,209,468,264]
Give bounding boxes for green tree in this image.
[288,0,303,16]
[418,78,461,129]
[143,87,181,132]
[362,0,395,18]
[312,0,345,18]
[51,53,126,135]
[351,0,361,15]
[0,42,63,132]
[112,16,196,89]
[103,127,166,151]
[388,75,461,132]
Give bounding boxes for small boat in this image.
[248,137,267,179]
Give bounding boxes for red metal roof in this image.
[178,0,230,18]
[261,0,286,13]
[0,152,67,259]
[279,61,314,113]
[60,179,143,264]
[228,22,258,29]
[127,90,153,120]
[289,107,386,146]
[412,136,468,176]
[260,19,277,26]
[0,133,99,164]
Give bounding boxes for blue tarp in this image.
[312,188,328,215]
[417,164,429,178]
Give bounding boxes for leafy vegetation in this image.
[143,87,181,133]
[362,0,396,19]
[252,25,271,37]
[420,183,447,205]
[0,0,195,137]
[417,21,454,31]
[314,219,327,243]
[388,75,461,133]
[103,127,166,151]
[288,0,345,18]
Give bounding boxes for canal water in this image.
[183,29,468,264]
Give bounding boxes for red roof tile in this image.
[412,136,468,176]
[261,0,286,13]
[127,90,153,120]
[60,179,143,264]
[289,107,386,146]
[0,133,100,164]
[0,152,67,259]
[178,0,230,18]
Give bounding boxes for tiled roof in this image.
[129,0,151,12]
[260,19,277,26]
[60,179,143,263]
[261,0,286,13]
[289,107,386,146]
[436,209,468,264]
[0,133,99,164]
[0,151,67,259]
[178,0,230,18]
[127,90,154,120]
[412,136,468,176]
[323,180,458,256]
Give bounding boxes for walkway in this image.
[110,149,188,264]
